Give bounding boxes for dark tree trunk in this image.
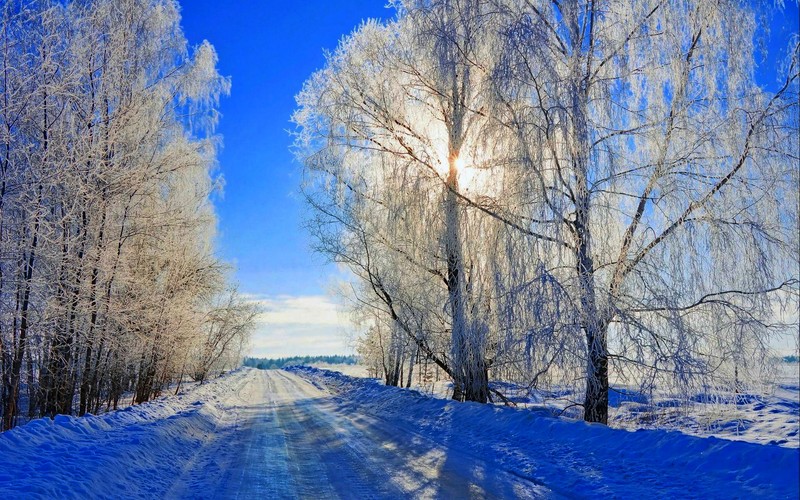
[405,346,417,388]
[583,322,609,424]
[3,188,42,430]
[445,154,488,404]
[26,343,36,418]
[80,202,105,416]
[568,73,610,424]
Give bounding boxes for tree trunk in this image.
[576,230,608,424]
[406,345,417,388]
[25,343,36,418]
[445,152,488,403]
[3,186,42,430]
[583,322,609,424]
[567,69,610,424]
[80,202,106,416]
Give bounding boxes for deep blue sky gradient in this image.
[179,1,798,300]
[180,1,391,297]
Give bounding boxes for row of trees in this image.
[0,0,255,430]
[295,0,799,423]
[243,355,359,370]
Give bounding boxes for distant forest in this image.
[243,355,359,370]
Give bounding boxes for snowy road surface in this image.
[166,369,546,498]
[0,367,797,498]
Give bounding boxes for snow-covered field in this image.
[320,361,800,448]
[488,364,800,449]
[0,366,797,498]
[608,365,800,448]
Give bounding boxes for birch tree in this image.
[296,0,508,402]
[297,0,798,424]
[0,0,251,429]
[489,0,799,423]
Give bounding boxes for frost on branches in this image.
[0,0,255,430]
[294,0,799,423]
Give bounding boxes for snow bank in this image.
[289,365,800,498]
[2,365,796,498]
[0,369,248,498]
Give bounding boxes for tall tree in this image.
[491,0,799,423]
[296,0,799,423]
[0,0,252,430]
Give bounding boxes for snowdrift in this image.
[289,365,800,498]
[0,369,248,498]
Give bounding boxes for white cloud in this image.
[245,294,355,358]
[254,295,343,326]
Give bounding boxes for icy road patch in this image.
[0,367,797,498]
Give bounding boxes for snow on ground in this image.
[0,369,250,498]
[320,361,800,449]
[292,366,799,498]
[13,378,206,429]
[608,377,800,448]
[0,366,797,498]
[308,362,369,378]
[0,367,545,499]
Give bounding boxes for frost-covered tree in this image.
[296,0,798,423]
[296,0,512,403]
[0,0,251,430]
[190,288,258,384]
[490,0,799,423]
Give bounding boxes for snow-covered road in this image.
[1,367,797,499]
[167,369,546,499]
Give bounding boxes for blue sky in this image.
[180,1,393,356]
[180,1,391,299]
[178,1,798,357]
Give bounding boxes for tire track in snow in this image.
[165,368,549,498]
[224,371,297,498]
[270,370,409,499]
[267,369,549,499]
